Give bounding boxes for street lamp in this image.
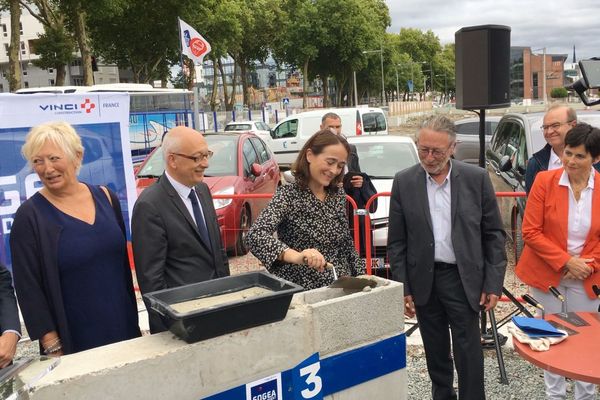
[435,73,447,103]
[362,45,385,105]
[419,61,434,100]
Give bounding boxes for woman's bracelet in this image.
[43,338,62,354]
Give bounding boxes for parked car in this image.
[135,132,280,255]
[486,110,600,258]
[347,135,419,252]
[224,120,273,145]
[270,107,388,169]
[453,116,501,164]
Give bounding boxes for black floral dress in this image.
[246,182,365,290]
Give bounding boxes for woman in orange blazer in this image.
[516,123,600,400]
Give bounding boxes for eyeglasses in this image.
[417,145,453,159]
[171,151,213,163]
[540,121,572,131]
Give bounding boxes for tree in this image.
[312,0,389,106]
[551,87,568,99]
[86,0,189,84]
[67,1,93,85]
[31,25,75,85]
[4,0,22,91]
[273,0,324,108]
[19,0,75,86]
[229,0,282,108]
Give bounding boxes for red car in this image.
[135,132,280,255]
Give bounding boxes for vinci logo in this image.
[38,98,96,114]
[81,98,96,113]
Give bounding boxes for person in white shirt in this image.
[388,115,506,400]
[525,105,578,194]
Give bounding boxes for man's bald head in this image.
[162,126,210,186]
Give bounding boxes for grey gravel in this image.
[406,345,551,399]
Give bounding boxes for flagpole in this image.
[177,17,192,128]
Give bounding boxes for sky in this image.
[384,0,600,62]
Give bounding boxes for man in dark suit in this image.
[388,115,506,399]
[132,126,230,334]
[0,264,20,368]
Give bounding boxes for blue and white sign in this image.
[282,98,290,105]
[291,353,323,400]
[246,373,282,400]
[407,80,414,93]
[203,334,405,400]
[0,93,135,271]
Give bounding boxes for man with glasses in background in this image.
[132,126,230,333]
[525,105,578,194]
[388,115,506,399]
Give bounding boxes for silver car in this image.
[453,116,501,164]
[224,120,273,147]
[347,135,419,251]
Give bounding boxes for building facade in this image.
[510,46,567,102]
[0,9,119,93]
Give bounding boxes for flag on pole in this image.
[179,18,212,64]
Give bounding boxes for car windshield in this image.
[363,112,387,133]
[225,124,251,131]
[137,135,239,178]
[353,141,418,178]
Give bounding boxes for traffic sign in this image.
[407,80,414,93]
[282,97,290,105]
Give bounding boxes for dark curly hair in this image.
[565,122,600,159]
[292,129,351,193]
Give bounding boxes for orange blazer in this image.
[516,168,600,299]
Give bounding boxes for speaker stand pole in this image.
[478,109,486,168]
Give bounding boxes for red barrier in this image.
[128,192,362,291]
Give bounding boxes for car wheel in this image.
[235,205,251,256]
[511,209,524,263]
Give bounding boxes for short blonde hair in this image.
[22,121,84,171]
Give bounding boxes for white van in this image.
[269,107,388,168]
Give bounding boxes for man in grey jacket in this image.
[388,115,506,399]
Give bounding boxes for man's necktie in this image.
[188,188,211,248]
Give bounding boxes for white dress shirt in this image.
[164,171,208,229]
[548,149,562,170]
[425,163,456,263]
[559,168,594,257]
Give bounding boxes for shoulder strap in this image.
[101,186,126,236]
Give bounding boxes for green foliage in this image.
[550,87,568,98]
[31,25,75,69]
[4,0,458,102]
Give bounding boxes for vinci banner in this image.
[0,93,136,271]
[179,18,212,64]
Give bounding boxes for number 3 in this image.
[299,362,322,399]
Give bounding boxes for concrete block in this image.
[20,277,406,400]
[23,308,314,400]
[306,277,404,355]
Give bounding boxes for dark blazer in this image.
[9,187,136,354]
[132,174,230,333]
[387,160,507,312]
[0,264,20,335]
[526,143,600,194]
